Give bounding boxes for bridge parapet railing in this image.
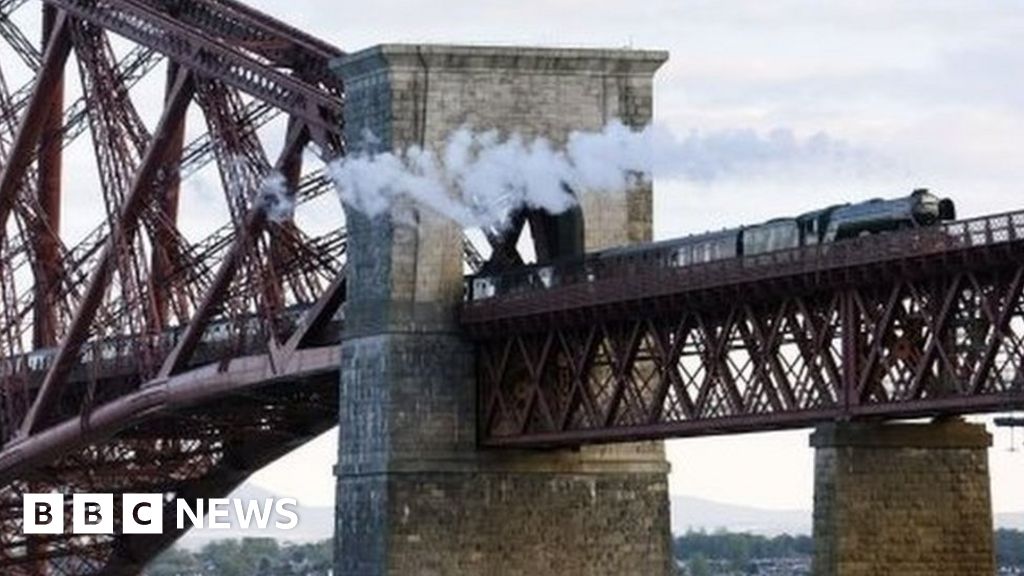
[463,209,1024,316]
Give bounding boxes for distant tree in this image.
[142,529,1024,575]
[145,538,340,576]
[146,547,200,576]
[186,538,279,576]
[689,553,711,576]
[676,528,1024,569]
[674,530,812,564]
[997,529,1024,567]
[724,532,752,568]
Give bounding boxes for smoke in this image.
[329,120,862,229]
[257,171,296,224]
[659,126,862,182]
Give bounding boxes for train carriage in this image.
[465,189,957,301]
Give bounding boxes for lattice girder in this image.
[469,213,1024,446]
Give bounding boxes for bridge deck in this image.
[0,352,338,573]
[462,210,1024,447]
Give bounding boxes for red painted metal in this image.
[466,211,1024,447]
[41,0,343,138]
[21,70,196,437]
[0,350,340,574]
[0,1,348,571]
[0,10,70,230]
[32,4,64,350]
[150,61,188,330]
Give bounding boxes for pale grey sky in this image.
[239,0,1024,517]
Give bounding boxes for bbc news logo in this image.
[23,494,299,535]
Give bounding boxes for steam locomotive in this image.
[468,189,957,300]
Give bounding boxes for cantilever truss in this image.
[0,1,350,572]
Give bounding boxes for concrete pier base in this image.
[811,420,994,576]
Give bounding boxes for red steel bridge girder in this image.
[0,0,348,572]
[467,212,1024,447]
[0,0,348,439]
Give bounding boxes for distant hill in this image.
[999,512,1024,531]
[672,495,1024,536]
[173,483,1024,549]
[671,495,810,536]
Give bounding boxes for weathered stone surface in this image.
[331,44,672,576]
[811,420,995,576]
[334,44,666,248]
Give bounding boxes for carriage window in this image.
[701,241,720,262]
[747,222,799,255]
[803,220,819,246]
[775,225,799,251]
[672,246,690,267]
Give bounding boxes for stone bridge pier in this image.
[331,45,672,576]
[812,420,995,575]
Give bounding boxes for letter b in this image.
[23,494,64,535]
[73,494,113,535]
[84,502,102,525]
[37,503,52,526]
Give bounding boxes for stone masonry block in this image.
[811,420,994,576]
[332,44,671,576]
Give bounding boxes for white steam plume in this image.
[329,120,861,229]
[257,171,296,223]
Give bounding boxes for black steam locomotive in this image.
[468,189,956,300]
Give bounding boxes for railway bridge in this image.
[0,1,1017,575]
